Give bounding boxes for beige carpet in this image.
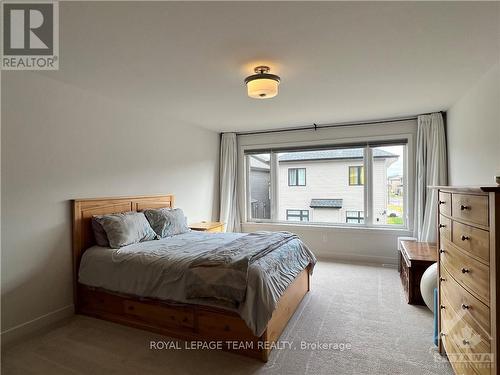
[2,261,453,375]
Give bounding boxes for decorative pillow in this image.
[93,212,158,249]
[91,218,110,247]
[143,208,190,238]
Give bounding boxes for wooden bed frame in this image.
[72,194,311,361]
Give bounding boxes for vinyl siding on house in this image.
[278,158,391,224]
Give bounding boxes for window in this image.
[286,209,309,222]
[245,140,407,228]
[247,153,271,220]
[349,166,364,185]
[346,211,364,224]
[372,145,405,226]
[288,168,306,186]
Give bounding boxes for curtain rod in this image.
[232,111,444,136]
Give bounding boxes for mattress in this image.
[78,231,315,336]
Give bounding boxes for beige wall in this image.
[1,72,220,343]
[447,63,500,185]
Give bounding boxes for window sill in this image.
[242,221,412,235]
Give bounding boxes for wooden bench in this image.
[399,240,437,305]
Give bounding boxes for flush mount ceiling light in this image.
[244,66,280,99]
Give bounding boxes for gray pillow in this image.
[91,218,110,247]
[93,211,158,249]
[143,208,190,238]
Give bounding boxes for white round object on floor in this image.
[420,262,437,312]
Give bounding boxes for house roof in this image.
[310,199,343,208]
[279,148,397,162]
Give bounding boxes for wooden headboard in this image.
[72,194,174,303]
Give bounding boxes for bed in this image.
[72,194,314,361]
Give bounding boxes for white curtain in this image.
[219,133,241,232]
[414,112,448,242]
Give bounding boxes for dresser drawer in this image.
[441,294,492,375]
[439,191,452,216]
[440,239,490,304]
[440,266,490,334]
[439,215,451,242]
[452,221,490,263]
[441,333,477,375]
[452,194,489,227]
[441,325,491,375]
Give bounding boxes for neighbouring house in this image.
[389,175,404,195]
[249,155,271,219]
[249,149,400,225]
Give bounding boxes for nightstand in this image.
[189,221,225,233]
[399,240,437,305]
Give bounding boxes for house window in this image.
[245,140,407,228]
[288,168,306,186]
[349,166,364,185]
[286,209,309,222]
[346,211,364,224]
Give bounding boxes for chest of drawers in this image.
[436,186,499,375]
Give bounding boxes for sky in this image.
[379,145,404,177]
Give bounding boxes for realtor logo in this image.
[2,1,59,70]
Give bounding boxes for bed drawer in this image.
[123,300,194,330]
[452,194,489,227]
[439,215,451,242]
[440,266,490,335]
[196,310,257,341]
[439,192,452,216]
[440,238,490,304]
[79,288,125,314]
[452,221,490,264]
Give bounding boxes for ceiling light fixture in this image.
[244,66,280,99]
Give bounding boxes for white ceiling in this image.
[38,1,500,132]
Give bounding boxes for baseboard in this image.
[1,304,74,348]
[315,252,398,267]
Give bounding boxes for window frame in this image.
[242,136,411,231]
[348,166,364,186]
[346,210,364,224]
[288,168,306,186]
[286,209,309,222]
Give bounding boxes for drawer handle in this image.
[440,305,446,309]
[461,267,470,274]
[461,235,470,241]
[440,277,446,282]
[439,224,446,229]
[461,303,470,310]
[439,249,445,254]
[462,339,470,345]
[440,332,446,337]
[439,200,446,205]
[460,204,471,211]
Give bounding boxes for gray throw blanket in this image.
[185,231,298,304]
